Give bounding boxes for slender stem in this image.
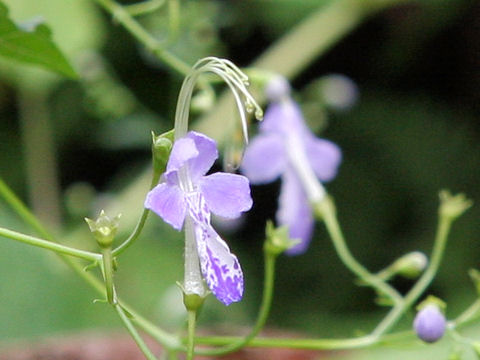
[112,166,162,256]
[0,178,54,241]
[125,0,165,17]
[196,334,376,350]
[371,215,453,337]
[168,0,180,40]
[92,0,191,76]
[0,226,101,262]
[102,248,116,304]
[195,250,277,356]
[115,303,160,360]
[315,198,403,306]
[186,310,197,360]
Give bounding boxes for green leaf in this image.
[0,1,77,78]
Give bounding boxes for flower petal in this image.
[241,133,287,184]
[186,192,243,305]
[186,131,219,181]
[195,223,244,305]
[199,173,252,219]
[277,168,314,255]
[166,137,198,175]
[306,137,342,182]
[260,100,309,137]
[144,183,186,230]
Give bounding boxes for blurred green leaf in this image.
[0,1,77,78]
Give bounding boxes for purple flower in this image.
[413,304,446,343]
[145,131,252,305]
[241,76,341,255]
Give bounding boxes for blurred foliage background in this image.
[0,0,479,358]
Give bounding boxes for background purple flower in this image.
[413,304,446,343]
[241,78,341,255]
[145,131,252,305]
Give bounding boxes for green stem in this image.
[186,310,197,360]
[0,178,54,241]
[168,0,180,40]
[315,198,403,306]
[115,303,160,360]
[102,248,116,304]
[196,334,376,350]
[371,215,453,337]
[92,0,191,76]
[112,166,162,256]
[195,249,277,356]
[0,226,101,262]
[125,0,165,16]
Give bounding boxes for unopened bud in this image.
[394,251,428,279]
[414,297,447,343]
[152,129,174,174]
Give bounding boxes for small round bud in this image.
[151,130,174,174]
[265,75,291,103]
[395,251,428,279]
[319,74,358,111]
[413,304,446,343]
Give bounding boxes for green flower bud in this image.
[393,251,428,279]
[85,210,121,248]
[151,129,174,175]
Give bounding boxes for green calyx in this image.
[183,293,206,312]
[151,129,174,174]
[439,190,472,221]
[264,221,300,256]
[416,295,446,313]
[85,210,121,248]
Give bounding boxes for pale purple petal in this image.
[260,100,309,137]
[277,168,314,255]
[145,183,186,230]
[185,131,218,181]
[166,137,198,175]
[306,137,342,182]
[241,133,287,184]
[186,192,243,305]
[199,173,252,219]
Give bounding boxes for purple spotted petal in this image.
[199,173,252,219]
[166,137,198,175]
[306,137,342,182]
[241,133,287,184]
[195,222,244,305]
[186,192,243,305]
[185,131,219,181]
[145,183,186,230]
[277,168,314,255]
